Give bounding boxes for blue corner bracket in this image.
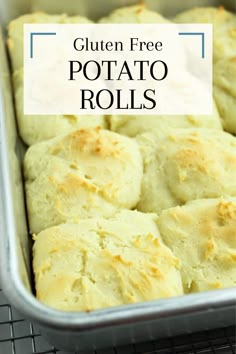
[30,32,57,59]
[178,32,205,59]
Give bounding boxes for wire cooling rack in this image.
[0,287,235,354]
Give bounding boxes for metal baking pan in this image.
[0,0,236,351]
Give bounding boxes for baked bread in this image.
[174,6,236,63]
[24,127,143,233]
[33,210,183,311]
[8,12,92,71]
[13,69,106,146]
[174,6,234,24]
[158,198,236,292]
[102,5,222,136]
[108,104,222,137]
[99,4,170,24]
[213,57,236,134]
[136,128,236,214]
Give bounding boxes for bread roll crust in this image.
[214,57,236,134]
[33,211,183,311]
[24,128,143,233]
[158,198,236,292]
[137,129,236,214]
[99,4,170,24]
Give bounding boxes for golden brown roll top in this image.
[33,210,183,312]
[24,127,143,233]
[136,129,236,214]
[158,198,236,292]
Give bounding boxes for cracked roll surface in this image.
[24,127,143,233]
[158,198,236,292]
[136,128,236,214]
[33,210,183,311]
